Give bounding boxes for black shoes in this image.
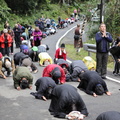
[113,71,120,76]
[101,76,107,79]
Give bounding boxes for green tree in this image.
[5,0,39,14]
[105,0,120,38]
[0,0,10,22]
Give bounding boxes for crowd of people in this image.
[0,11,120,120]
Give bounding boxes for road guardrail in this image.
[83,43,96,56]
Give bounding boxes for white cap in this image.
[5,61,11,68]
[3,29,8,33]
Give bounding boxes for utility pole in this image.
[100,0,105,23]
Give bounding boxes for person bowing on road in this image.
[69,60,88,82]
[38,52,53,66]
[13,66,33,90]
[49,84,88,119]
[77,70,111,97]
[96,111,120,120]
[42,64,66,84]
[30,77,56,101]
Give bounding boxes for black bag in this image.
[109,46,120,55]
[74,35,80,40]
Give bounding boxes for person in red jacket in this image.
[55,43,67,62]
[0,29,12,56]
[42,64,66,84]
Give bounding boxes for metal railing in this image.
[83,43,96,56]
[83,43,112,56]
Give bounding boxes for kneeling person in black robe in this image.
[56,59,71,81]
[69,60,88,82]
[77,71,111,97]
[96,111,120,120]
[30,77,56,101]
[49,84,88,119]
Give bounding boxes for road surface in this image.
[0,21,120,120]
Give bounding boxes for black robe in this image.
[56,59,71,81]
[29,49,38,62]
[69,60,88,81]
[49,84,88,118]
[78,71,108,95]
[96,111,120,120]
[31,77,56,99]
[56,59,69,67]
[14,52,37,71]
[14,52,25,66]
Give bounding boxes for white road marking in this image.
[106,76,120,83]
[56,22,83,49]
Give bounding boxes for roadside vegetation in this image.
[0,0,119,37]
[65,44,114,70]
[0,0,119,70]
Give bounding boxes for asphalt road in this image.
[0,21,120,120]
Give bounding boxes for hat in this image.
[20,79,28,89]
[0,52,3,59]
[22,45,28,50]
[60,43,65,48]
[3,29,8,33]
[51,67,61,79]
[61,64,68,68]
[23,49,29,54]
[95,84,104,95]
[32,46,38,52]
[22,58,32,67]
[5,61,11,68]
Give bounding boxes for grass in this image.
[66,44,114,71]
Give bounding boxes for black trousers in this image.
[15,36,21,48]
[34,38,41,46]
[96,52,108,77]
[1,47,10,56]
[113,55,120,74]
[10,42,14,53]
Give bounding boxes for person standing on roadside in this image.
[74,24,81,48]
[8,29,14,55]
[32,27,42,46]
[74,9,77,18]
[95,23,113,79]
[0,29,12,56]
[13,24,21,48]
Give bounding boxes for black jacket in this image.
[78,71,108,95]
[56,59,69,68]
[69,60,88,81]
[49,84,88,118]
[31,77,56,99]
[13,27,21,36]
[14,52,25,66]
[29,49,38,62]
[95,32,113,53]
[96,111,120,120]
